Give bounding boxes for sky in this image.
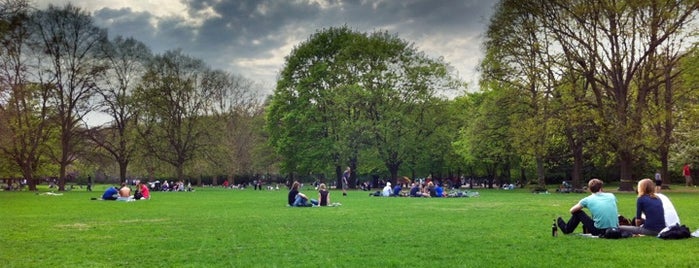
[33,0,497,97]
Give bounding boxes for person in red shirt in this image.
[136,182,150,200]
[683,163,693,187]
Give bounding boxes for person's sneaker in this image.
[557,217,568,234]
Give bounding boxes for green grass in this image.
[1,185,698,267]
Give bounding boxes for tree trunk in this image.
[387,163,399,185]
[58,162,66,191]
[119,161,128,184]
[660,150,670,190]
[572,143,584,189]
[618,151,634,191]
[335,165,342,191]
[536,156,545,187]
[349,157,358,189]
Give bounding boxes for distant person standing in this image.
[683,163,693,187]
[342,167,350,196]
[654,170,662,192]
[87,176,92,192]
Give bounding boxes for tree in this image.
[32,4,108,190]
[481,0,558,188]
[268,27,367,185]
[268,26,459,186]
[202,72,266,184]
[88,36,152,182]
[355,31,458,181]
[541,0,699,190]
[0,0,55,191]
[133,49,219,182]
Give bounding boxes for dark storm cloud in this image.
[82,0,496,91]
[92,8,161,50]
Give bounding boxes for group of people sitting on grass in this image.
[287,181,341,207]
[369,181,478,198]
[101,182,150,201]
[556,178,686,238]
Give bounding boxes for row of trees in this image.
[2,0,698,192]
[265,1,699,190]
[468,0,699,189]
[0,1,269,191]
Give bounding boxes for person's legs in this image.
[558,211,596,234]
[618,225,657,236]
[293,195,305,207]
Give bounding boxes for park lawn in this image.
[1,185,698,267]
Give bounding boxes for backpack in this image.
[601,227,632,239]
[658,224,691,240]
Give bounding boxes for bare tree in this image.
[32,4,108,190]
[88,36,151,182]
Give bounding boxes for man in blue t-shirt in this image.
[557,179,619,236]
[101,186,119,200]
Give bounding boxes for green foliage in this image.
[2,187,699,266]
[268,26,462,181]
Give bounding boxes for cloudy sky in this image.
[34,0,497,96]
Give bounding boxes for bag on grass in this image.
[658,223,691,240]
[601,227,632,239]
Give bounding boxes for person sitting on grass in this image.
[392,183,402,196]
[310,183,342,207]
[288,181,300,206]
[619,178,680,236]
[409,183,421,197]
[101,186,119,200]
[287,181,311,207]
[135,182,150,200]
[117,183,133,201]
[293,192,310,207]
[425,181,436,197]
[317,183,330,206]
[557,178,619,236]
[435,183,444,197]
[409,183,429,197]
[381,182,392,197]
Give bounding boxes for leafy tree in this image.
[133,50,219,181]
[481,0,558,187]
[268,26,459,186]
[0,0,55,190]
[541,0,699,189]
[268,27,368,185]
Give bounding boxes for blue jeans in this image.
[293,195,307,207]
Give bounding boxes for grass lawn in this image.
[1,184,698,267]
